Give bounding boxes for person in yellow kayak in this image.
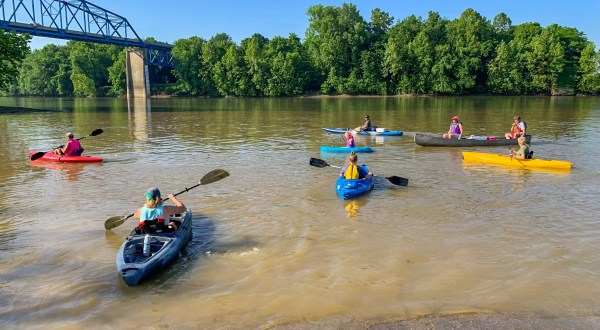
[134,187,187,232]
[443,115,463,139]
[505,115,527,139]
[53,132,84,156]
[509,136,532,159]
[340,151,373,180]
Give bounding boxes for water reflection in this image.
[127,97,150,141]
[30,161,97,181]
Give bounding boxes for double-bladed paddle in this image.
[309,157,409,187]
[104,169,230,230]
[30,128,104,161]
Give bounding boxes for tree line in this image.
[1,4,599,97]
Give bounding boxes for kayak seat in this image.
[137,219,165,234]
[526,151,534,159]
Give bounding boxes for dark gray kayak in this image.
[414,133,531,147]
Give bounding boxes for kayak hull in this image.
[116,209,192,286]
[322,127,403,136]
[320,146,374,153]
[415,134,531,147]
[462,152,572,169]
[29,151,103,163]
[335,165,375,200]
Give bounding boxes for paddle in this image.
[30,128,104,161]
[309,157,409,187]
[104,169,230,230]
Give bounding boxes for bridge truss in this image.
[0,0,173,66]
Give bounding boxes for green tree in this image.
[240,33,269,95]
[305,3,368,93]
[577,42,600,93]
[108,48,126,95]
[487,40,520,94]
[525,27,565,93]
[0,30,30,91]
[171,36,208,95]
[445,8,494,93]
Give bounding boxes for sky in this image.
[28,0,600,50]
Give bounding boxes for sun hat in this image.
[452,115,459,120]
[145,187,161,200]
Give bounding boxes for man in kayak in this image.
[134,187,187,232]
[53,132,84,156]
[340,151,373,179]
[443,115,463,139]
[354,115,371,132]
[505,115,527,139]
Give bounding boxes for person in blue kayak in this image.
[134,187,186,232]
[53,132,84,156]
[443,115,463,139]
[340,151,373,180]
[344,131,355,147]
[354,114,371,132]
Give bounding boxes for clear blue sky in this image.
[30,0,599,49]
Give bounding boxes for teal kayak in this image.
[320,146,374,153]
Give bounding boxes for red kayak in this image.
[29,151,103,163]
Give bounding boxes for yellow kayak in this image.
[462,151,572,170]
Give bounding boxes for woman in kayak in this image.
[344,131,355,147]
[443,115,463,139]
[53,132,84,156]
[134,187,187,232]
[340,151,373,180]
[510,136,531,159]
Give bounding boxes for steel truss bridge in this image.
[0,0,173,66]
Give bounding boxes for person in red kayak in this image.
[53,132,84,156]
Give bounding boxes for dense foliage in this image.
[0,30,30,93]
[2,5,599,96]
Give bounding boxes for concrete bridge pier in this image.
[126,48,149,98]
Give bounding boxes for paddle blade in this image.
[90,128,103,136]
[30,151,46,161]
[386,176,409,187]
[309,158,330,168]
[104,214,131,230]
[200,169,230,185]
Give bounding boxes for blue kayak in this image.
[116,208,192,286]
[320,145,374,153]
[322,127,403,136]
[335,165,375,200]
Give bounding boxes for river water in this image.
[1,96,599,329]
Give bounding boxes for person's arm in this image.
[163,194,186,215]
[458,124,463,139]
[520,122,526,137]
[61,141,71,154]
[134,207,142,219]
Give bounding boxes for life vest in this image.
[450,122,462,134]
[512,121,526,134]
[344,164,359,179]
[346,135,355,147]
[66,139,83,156]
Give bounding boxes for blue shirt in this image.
[140,205,164,221]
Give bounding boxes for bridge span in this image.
[0,0,173,97]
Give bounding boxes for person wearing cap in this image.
[53,132,84,156]
[354,115,372,132]
[134,187,186,232]
[505,115,527,139]
[443,115,463,139]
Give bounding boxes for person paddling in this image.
[509,136,531,159]
[340,151,372,180]
[354,115,372,132]
[53,132,84,156]
[134,188,186,233]
[505,115,527,139]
